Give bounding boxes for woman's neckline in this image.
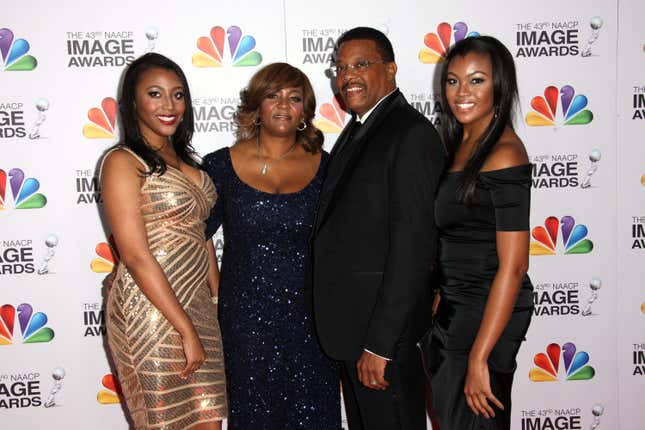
[446,163,531,175]
[225,147,323,196]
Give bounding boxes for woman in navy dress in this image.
[203,63,341,430]
[424,36,533,430]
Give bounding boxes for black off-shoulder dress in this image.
[426,164,534,430]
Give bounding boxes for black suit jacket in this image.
[311,90,445,361]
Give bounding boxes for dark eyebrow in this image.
[144,85,185,91]
[446,70,489,77]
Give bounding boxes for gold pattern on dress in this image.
[104,147,227,429]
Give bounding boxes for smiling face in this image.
[258,86,304,137]
[444,51,496,134]
[134,67,186,147]
[335,39,397,117]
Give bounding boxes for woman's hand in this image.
[180,330,206,379]
[103,271,116,290]
[464,357,504,419]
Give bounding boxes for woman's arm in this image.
[101,150,205,378]
[465,131,530,418]
[206,239,220,301]
[465,231,529,418]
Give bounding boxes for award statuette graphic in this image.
[581,278,602,316]
[43,367,66,408]
[590,403,604,429]
[28,98,50,140]
[37,234,59,275]
[581,149,601,189]
[581,16,603,57]
[145,26,158,53]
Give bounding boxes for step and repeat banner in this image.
[2,0,643,428]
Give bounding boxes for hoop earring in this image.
[253,117,261,127]
[297,120,307,131]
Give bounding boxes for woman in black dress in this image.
[203,63,340,430]
[425,36,533,429]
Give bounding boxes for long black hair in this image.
[440,35,519,204]
[118,52,200,175]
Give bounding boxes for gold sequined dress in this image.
[105,147,227,429]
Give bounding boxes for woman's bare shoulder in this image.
[481,128,529,172]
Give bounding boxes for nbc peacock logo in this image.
[418,22,479,64]
[314,94,348,134]
[0,28,37,71]
[0,303,55,345]
[83,97,117,139]
[97,374,123,404]
[90,236,119,273]
[526,85,593,126]
[0,168,47,210]
[530,342,595,382]
[192,25,262,68]
[530,215,593,255]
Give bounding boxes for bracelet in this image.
[211,296,218,304]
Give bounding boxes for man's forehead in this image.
[336,39,380,58]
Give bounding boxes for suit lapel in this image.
[327,113,358,160]
[315,116,358,224]
[315,90,406,232]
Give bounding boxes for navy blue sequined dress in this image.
[204,148,341,430]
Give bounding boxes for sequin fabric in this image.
[204,148,341,430]
[105,147,227,429]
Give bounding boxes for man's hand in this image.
[357,351,389,390]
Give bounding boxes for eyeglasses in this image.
[329,60,388,76]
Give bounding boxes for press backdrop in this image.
[2,0,644,428]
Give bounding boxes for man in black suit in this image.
[311,27,445,429]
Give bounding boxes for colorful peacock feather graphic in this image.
[0,28,37,71]
[192,25,262,67]
[526,85,593,126]
[314,94,348,133]
[0,168,47,210]
[530,342,596,381]
[0,303,55,345]
[419,22,479,64]
[90,235,119,273]
[83,97,117,138]
[97,374,123,404]
[530,215,594,255]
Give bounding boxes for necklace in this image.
[256,134,297,175]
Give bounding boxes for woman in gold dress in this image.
[101,53,227,429]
